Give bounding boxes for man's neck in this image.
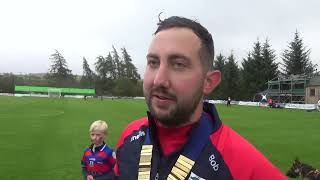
[156,118,195,156]
[187,102,203,125]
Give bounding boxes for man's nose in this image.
[153,64,170,88]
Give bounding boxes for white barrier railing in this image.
[208,99,317,110]
[238,101,261,106]
[284,103,317,110]
[0,93,318,110]
[13,93,48,97]
[0,93,14,96]
[208,100,225,104]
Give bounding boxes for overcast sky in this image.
[0,0,319,76]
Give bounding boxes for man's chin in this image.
[155,116,186,127]
[152,97,176,108]
[152,110,170,119]
[151,104,173,115]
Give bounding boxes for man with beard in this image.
[113,16,286,180]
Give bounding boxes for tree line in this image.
[47,46,142,97]
[210,31,318,101]
[0,46,143,97]
[0,31,318,100]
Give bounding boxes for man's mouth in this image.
[151,93,176,108]
[152,93,175,101]
[154,95,170,100]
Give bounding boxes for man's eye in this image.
[148,60,159,68]
[173,62,186,69]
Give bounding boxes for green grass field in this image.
[0,96,319,180]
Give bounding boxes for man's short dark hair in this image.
[155,15,214,72]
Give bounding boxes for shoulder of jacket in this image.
[116,117,148,148]
[125,117,149,131]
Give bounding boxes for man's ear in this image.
[203,70,221,95]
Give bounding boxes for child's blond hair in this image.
[89,120,108,134]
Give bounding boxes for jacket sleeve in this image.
[210,125,287,180]
[81,153,88,179]
[250,157,287,180]
[108,150,116,168]
[113,118,149,178]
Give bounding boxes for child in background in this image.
[268,98,273,108]
[81,120,115,180]
[227,97,231,107]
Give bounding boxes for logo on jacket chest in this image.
[209,154,219,171]
[130,131,145,142]
[89,158,96,167]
